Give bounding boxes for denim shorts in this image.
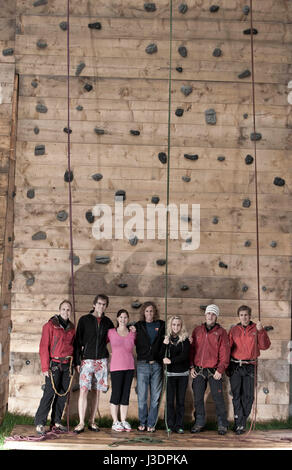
[79,359,108,392]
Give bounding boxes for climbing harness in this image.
[48,356,74,397]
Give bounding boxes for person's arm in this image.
[39,323,51,375]
[215,329,230,378]
[74,318,84,370]
[256,322,271,350]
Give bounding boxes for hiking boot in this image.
[191,423,204,433]
[36,424,45,435]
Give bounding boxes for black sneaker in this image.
[218,426,228,435]
[235,425,245,435]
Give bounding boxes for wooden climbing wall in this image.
[4,0,292,423]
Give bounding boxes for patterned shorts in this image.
[79,359,108,392]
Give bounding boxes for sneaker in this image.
[112,421,124,432]
[121,420,131,432]
[218,425,228,435]
[175,428,184,434]
[36,424,45,435]
[54,423,67,432]
[190,424,204,433]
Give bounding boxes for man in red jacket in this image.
[228,305,271,434]
[34,300,75,435]
[190,304,230,435]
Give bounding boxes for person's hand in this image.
[163,358,171,365]
[129,325,136,333]
[163,336,170,345]
[213,370,222,380]
[75,365,80,374]
[256,321,263,331]
[190,367,197,379]
[189,336,193,344]
[43,371,49,377]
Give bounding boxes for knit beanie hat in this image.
[205,304,220,317]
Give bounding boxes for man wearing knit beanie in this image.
[189,304,230,435]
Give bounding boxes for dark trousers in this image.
[229,363,255,428]
[34,362,71,426]
[166,375,188,431]
[110,369,134,405]
[192,368,228,427]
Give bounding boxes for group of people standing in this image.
[34,295,271,437]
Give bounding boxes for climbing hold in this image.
[59,21,68,31]
[129,235,138,246]
[209,5,219,12]
[176,67,183,73]
[76,105,83,111]
[34,144,45,156]
[217,156,225,162]
[178,46,187,57]
[156,259,166,266]
[94,128,105,135]
[63,127,72,134]
[85,210,94,223]
[56,210,68,222]
[26,276,35,287]
[27,189,35,199]
[213,48,222,57]
[92,173,103,181]
[31,80,38,88]
[273,177,285,186]
[184,153,198,161]
[95,256,111,264]
[118,283,128,288]
[145,44,157,55]
[200,305,207,310]
[180,285,189,291]
[88,22,102,29]
[270,241,277,248]
[132,301,142,309]
[158,152,167,164]
[32,231,47,240]
[182,176,191,182]
[186,236,192,244]
[144,2,156,12]
[205,109,216,125]
[2,48,14,56]
[243,113,248,119]
[181,85,193,96]
[212,216,219,224]
[115,190,126,201]
[175,108,184,117]
[242,284,248,292]
[242,198,251,208]
[262,286,267,292]
[245,154,254,165]
[151,196,160,204]
[219,261,228,269]
[26,360,31,365]
[130,130,140,136]
[64,170,73,182]
[244,240,251,247]
[264,326,274,331]
[84,83,93,92]
[238,70,251,79]
[263,387,269,394]
[36,40,47,49]
[243,28,258,35]
[243,5,250,14]
[250,132,262,141]
[75,62,86,76]
[33,0,47,6]
[178,4,188,14]
[69,253,80,266]
[34,126,39,135]
[36,104,48,113]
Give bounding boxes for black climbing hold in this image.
[95,256,111,264]
[34,126,39,135]
[32,231,47,240]
[273,177,285,186]
[243,5,250,14]
[26,360,31,365]
[92,173,103,181]
[238,69,251,79]
[59,21,68,31]
[245,154,254,165]
[2,48,14,56]
[186,237,192,244]
[205,108,216,125]
[63,127,72,134]
[26,276,35,287]
[244,240,251,247]
[34,144,45,156]
[70,254,80,266]
[243,113,248,119]
[36,39,47,49]
[200,305,207,310]
[175,108,184,117]
[145,43,158,54]
[118,283,128,288]
[176,67,183,73]
[212,216,219,224]
[132,301,142,309]
[219,261,228,269]
[76,105,83,111]
[115,190,126,201]
[151,196,160,204]
[130,130,140,136]
[264,326,274,331]
[270,241,277,248]
[84,83,93,92]
[242,284,248,292]
[27,189,35,199]
[184,154,198,161]
[178,46,187,57]
[36,104,48,113]
[144,2,156,12]
[129,235,138,246]
[156,259,166,266]
[94,128,105,135]
[158,152,167,164]
[57,210,68,222]
[213,48,222,57]
[64,170,73,182]
[31,80,38,88]
[263,387,269,395]
[181,85,193,96]
[210,5,219,12]
[182,176,191,182]
[88,22,102,30]
[33,0,47,6]
[178,4,188,14]
[181,215,191,223]
[242,198,251,208]
[180,285,189,291]
[243,28,258,35]
[85,210,94,223]
[75,62,86,76]
[250,132,262,141]
[217,156,225,162]
[262,286,267,292]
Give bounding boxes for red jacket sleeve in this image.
[257,328,271,351]
[39,322,51,373]
[217,329,230,374]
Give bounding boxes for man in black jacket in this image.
[73,294,114,433]
[134,301,165,432]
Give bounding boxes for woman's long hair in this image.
[166,315,188,343]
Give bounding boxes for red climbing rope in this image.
[5,426,75,444]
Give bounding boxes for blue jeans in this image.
[136,361,163,428]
